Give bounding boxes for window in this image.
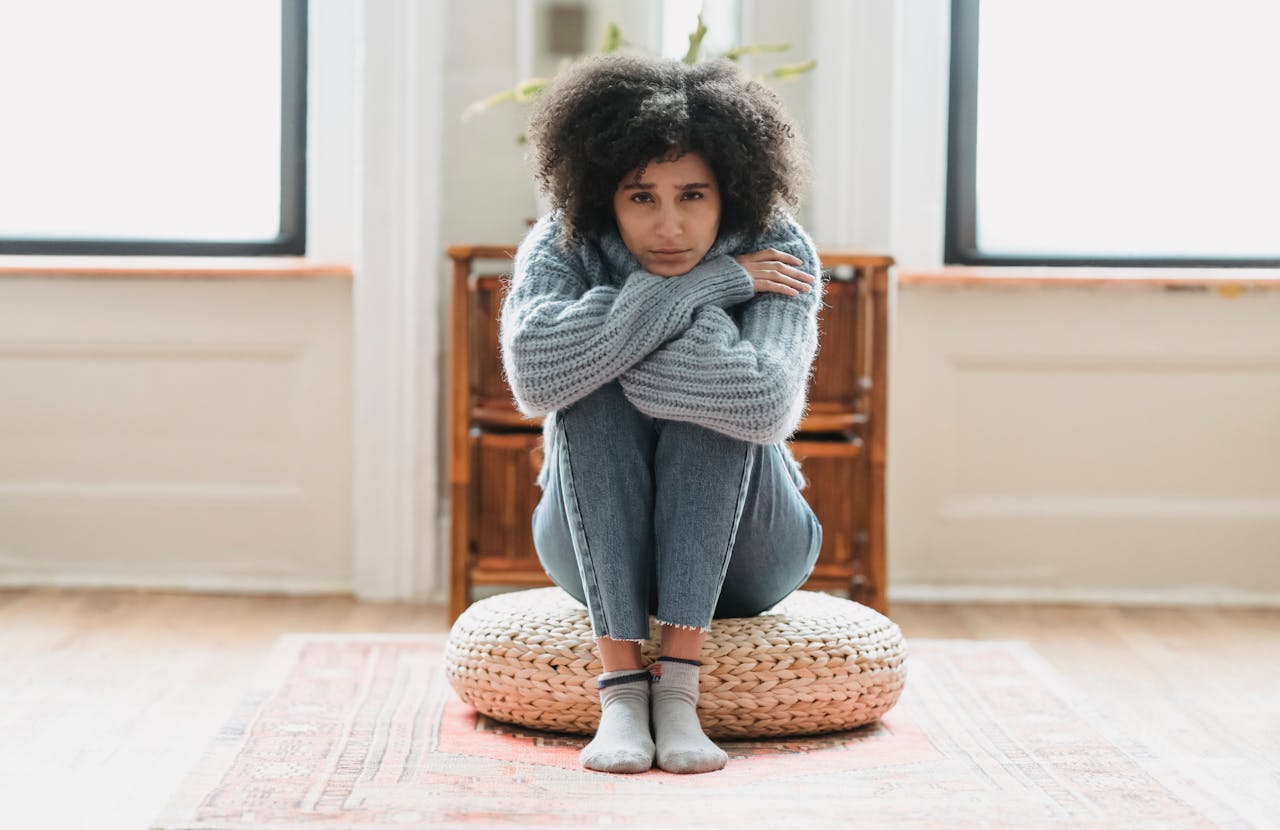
[945,0,1280,267]
[0,0,306,256]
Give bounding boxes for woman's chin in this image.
[647,263,690,278]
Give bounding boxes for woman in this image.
[499,52,823,775]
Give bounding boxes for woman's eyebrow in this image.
[620,182,713,191]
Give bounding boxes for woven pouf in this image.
[444,586,908,739]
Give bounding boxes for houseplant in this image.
[461,15,817,144]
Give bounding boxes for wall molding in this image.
[888,584,1280,609]
[807,0,898,253]
[939,494,1280,521]
[352,0,447,601]
[0,572,351,595]
[808,0,858,248]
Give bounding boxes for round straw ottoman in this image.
[444,586,909,739]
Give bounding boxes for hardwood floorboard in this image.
[1,588,1275,829]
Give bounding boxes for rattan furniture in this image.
[444,586,908,739]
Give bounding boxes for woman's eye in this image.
[627,191,703,204]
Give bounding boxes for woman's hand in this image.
[733,249,818,297]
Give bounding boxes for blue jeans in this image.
[531,380,823,643]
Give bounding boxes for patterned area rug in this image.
[151,634,1251,829]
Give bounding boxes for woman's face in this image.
[612,151,722,277]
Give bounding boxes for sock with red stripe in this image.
[649,656,728,774]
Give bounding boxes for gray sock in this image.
[579,668,655,774]
[649,657,728,774]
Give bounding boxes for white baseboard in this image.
[889,583,1280,609]
[8,571,1275,611]
[0,572,352,597]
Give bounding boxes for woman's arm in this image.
[499,211,757,417]
[615,214,823,444]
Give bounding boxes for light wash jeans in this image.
[531,379,823,642]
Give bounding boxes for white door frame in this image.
[351,0,447,602]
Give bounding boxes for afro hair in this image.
[524,51,811,252]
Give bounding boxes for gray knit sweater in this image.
[499,208,824,492]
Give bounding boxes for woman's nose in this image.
[654,206,683,238]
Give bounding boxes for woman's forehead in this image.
[620,152,716,186]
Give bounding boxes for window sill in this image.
[0,255,353,279]
[899,265,1280,290]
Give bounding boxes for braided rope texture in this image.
[444,587,909,739]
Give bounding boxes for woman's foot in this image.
[579,668,655,773]
[649,657,728,773]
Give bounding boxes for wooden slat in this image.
[449,255,473,623]
[445,244,519,260]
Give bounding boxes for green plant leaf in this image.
[600,22,622,53]
[513,77,549,102]
[461,14,818,143]
[461,77,549,123]
[722,42,791,61]
[767,59,817,80]
[461,88,517,123]
[683,14,707,64]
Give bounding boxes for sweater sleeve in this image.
[615,213,823,445]
[499,212,757,417]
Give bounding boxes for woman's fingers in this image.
[733,249,819,296]
[742,251,816,282]
[752,264,816,293]
[773,263,818,287]
[747,247,803,266]
[749,273,807,296]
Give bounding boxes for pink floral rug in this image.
[151,634,1251,829]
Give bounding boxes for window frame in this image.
[0,0,307,257]
[943,0,1280,269]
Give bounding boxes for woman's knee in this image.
[559,379,640,436]
[656,417,751,455]
[558,381,655,496]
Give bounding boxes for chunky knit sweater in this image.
[499,208,824,492]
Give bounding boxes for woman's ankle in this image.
[597,635,644,672]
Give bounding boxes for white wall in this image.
[3,0,1276,607]
[0,0,363,594]
[891,282,1280,605]
[0,276,353,592]
[442,0,1280,607]
[850,0,1280,605]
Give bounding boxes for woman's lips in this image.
[652,249,689,257]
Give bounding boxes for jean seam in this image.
[718,440,755,604]
[660,437,755,630]
[559,416,614,639]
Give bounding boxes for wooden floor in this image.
[2,588,1277,830]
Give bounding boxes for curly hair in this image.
[525,51,811,252]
